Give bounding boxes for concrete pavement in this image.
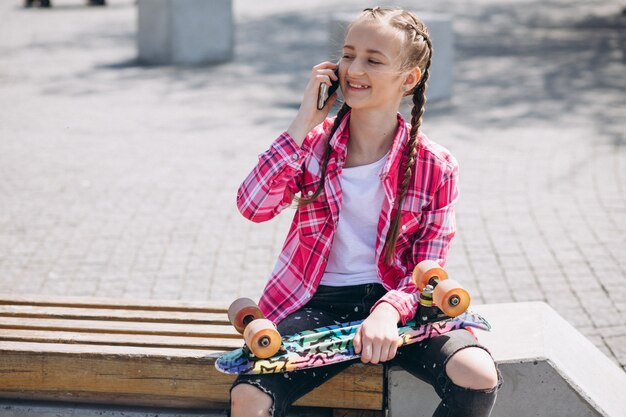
[0,0,624,374]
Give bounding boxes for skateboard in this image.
[215,260,489,375]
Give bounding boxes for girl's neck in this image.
[346,107,399,166]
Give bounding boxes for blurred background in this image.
[0,0,625,371]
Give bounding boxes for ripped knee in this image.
[231,383,273,417]
[445,347,499,390]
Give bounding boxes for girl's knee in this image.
[231,383,273,417]
[445,347,499,390]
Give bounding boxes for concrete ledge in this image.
[329,12,454,101]
[388,302,626,417]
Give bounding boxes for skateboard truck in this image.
[416,285,449,324]
[417,285,439,323]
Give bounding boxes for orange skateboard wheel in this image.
[433,279,470,317]
[412,260,448,290]
[243,318,282,359]
[228,297,265,334]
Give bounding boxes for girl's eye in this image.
[342,55,354,60]
[368,59,381,64]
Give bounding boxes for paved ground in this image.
[0,0,625,374]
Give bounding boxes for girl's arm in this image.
[236,132,307,223]
[236,62,339,223]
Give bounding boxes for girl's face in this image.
[340,21,413,111]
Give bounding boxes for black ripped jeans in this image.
[230,284,502,417]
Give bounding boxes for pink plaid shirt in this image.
[236,111,459,325]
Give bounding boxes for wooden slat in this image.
[0,344,383,410]
[0,317,239,337]
[0,294,229,312]
[0,329,243,350]
[0,305,229,324]
[0,340,223,358]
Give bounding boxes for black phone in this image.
[317,66,340,110]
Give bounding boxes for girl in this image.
[231,7,501,417]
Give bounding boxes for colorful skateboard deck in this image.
[215,310,491,375]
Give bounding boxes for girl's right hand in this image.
[287,61,339,146]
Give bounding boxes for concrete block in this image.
[388,302,626,417]
[329,12,454,101]
[137,0,233,65]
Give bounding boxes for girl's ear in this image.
[402,67,422,94]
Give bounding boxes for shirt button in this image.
[292,153,299,160]
[402,225,407,231]
[307,191,313,196]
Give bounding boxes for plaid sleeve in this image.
[372,162,460,324]
[236,132,310,222]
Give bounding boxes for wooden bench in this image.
[0,294,383,416]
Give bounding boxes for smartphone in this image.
[317,66,340,110]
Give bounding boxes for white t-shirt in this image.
[319,151,388,287]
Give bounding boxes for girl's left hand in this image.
[353,302,401,364]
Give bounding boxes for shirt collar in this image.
[329,110,409,180]
[328,110,351,155]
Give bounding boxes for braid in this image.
[296,103,351,207]
[382,28,433,265]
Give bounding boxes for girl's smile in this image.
[346,81,370,90]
